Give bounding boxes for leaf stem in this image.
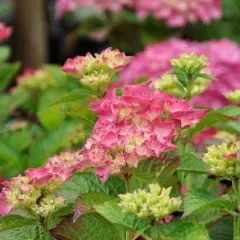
[233,178,240,240]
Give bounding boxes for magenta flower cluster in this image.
[134,0,222,27]
[78,82,207,182]
[56,0,222,27]
[121,39,240,109]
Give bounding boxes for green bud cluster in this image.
[153,74,184,98]
[171,53,208,75]
[15,70,58,93]
[203,141,240,177]
[31,194,66,218]
[225,90,240,104]
[119,184,182,220]
[81,70,112,94]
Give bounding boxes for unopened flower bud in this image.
[203,141,240,177]
[119,184,182,221]
[153,74,184,98]
[171,53,208,75]
[225,90,240,104]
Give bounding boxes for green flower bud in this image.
[119,184,182,221]
[225,90,240,104]
[171,53,208,75]
[31,194,66,218]
[203,141,240,177]
[80,71,112,94]
[153,74,184,98]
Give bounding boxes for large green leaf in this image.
[0,141,22,178]
[0,215,51,240]
[52,213,122,240]
[58,172,125,203]
[0,62,20,92]
[178,153,208,174]
[185,106,240,138]
[150,221,209,240]
[0,93,27,123]
[51,88,96,106]
[95,201,149,232]
[209,216,233,240]
[1,125,43,153]
[130,158,180,190]
[37,88,67,130]
[183,188,234,218]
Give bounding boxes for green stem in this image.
[233,179,240,240]
[125,178,132,240]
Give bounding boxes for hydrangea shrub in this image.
[1,47,240,240]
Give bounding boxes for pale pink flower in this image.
[61,56,85,74]
[121,39,240,109]
[56,0,132,17]
[0,151,79,216]
[135,0,222,27]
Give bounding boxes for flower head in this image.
[121,39,240,109]
[78,82,206,182]
[62,48,132,94]
[171,53,208,75]
[0,23,12,40]
[13,68,58,93]
[203,141,240,177]
[225,90,240,104]
[0,151,78,217]
[56,0,132,17]
[119,184,182,220]
[134,0,222,27]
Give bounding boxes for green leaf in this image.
[150,221,209,240]
[46,205,73,230]
[197,73,216,81]
[178,153,208,174]
[50,88,96,106]
[0,141,21,178]
[183,188,234,218]
[95,201,149,232]
[0,215,51,240]
[37,88,67,130]
[2,125,43,153]
[0,62,20,92]
[52,213,122,240]
[0,93,27,123]
[58,172,125,203]
[186,106,240,138]
[209,216,233,240]
[173,67,188,87]
[28,120,80,167]
[0,46,10,62]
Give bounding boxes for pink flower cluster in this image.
[56,0,132,17]
[16,68,39,83]
[0,151,79,216]
[135,0,222,27]
[0,23,12,41]
[121,39,240,109]
[56,0,222,27]
[62,47,132,75]
[78,82,207,182]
